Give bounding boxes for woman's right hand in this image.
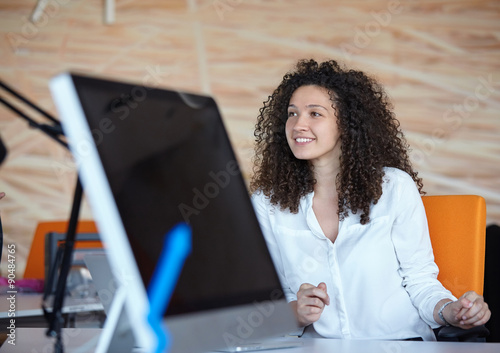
[292,282,330,327]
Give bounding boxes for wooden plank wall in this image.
[0,0,499,276]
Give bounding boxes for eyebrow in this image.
[288,104,329,111]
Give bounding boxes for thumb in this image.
[317,282,330,305]
[459,291,478,309]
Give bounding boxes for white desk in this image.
[1,328,500,353]
[0,293,103,319]
[0,293,104,332]
[0,327,100,353]
[279,337,500,353]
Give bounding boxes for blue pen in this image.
[147,223,192,353]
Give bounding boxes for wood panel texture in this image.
[0,0,499,276]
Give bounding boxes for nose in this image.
[292,113,309,132]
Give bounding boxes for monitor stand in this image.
[84,254,136,353]
[95,286,136,353]
[85,223,192,353]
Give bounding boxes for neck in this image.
[312,160,340,199]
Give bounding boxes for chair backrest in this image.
[422,195,486,298]
[24,220,101,279]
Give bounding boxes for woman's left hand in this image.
[443,291,491,329]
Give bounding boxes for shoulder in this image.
[251,189,267,204]
[251,190,273,211]
[380,167,420,201]
[251,190,306,216]
[382,167,416,188]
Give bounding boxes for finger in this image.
[460,311,490,328]
[297,298,326,321]
[316,282,330,305]
[460,291,480,306]
[298,283,330,307]
[452,295,475,321]
[473,309,491,326]
[300,284,328,300]
[0,192,5,200]
[456,296,485,320]
[297,284,317,299]
[461,312,488,326]
[309,287,330,305]
[460,302,489,325]
[301,305,322,315]
[459,297,474,310]
[303,297,327,310]
[454,308,467,322]
[464,300,484,317]
[300,288,329,307]
[297,288,326,306]
[462,290,479,300]
[454,304,473,322]
[298,283,315,291]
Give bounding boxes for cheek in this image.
[285,120,293,138]
[285,117,297,134]
[284,124,295,149]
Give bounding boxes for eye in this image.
[287,111,297,118]
[311,111,322,117]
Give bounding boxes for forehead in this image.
[289,85,334,105]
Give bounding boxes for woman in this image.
[250,59,490,340]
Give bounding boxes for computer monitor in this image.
[49,73,298,353]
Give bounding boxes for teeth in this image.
[296,138,313,143]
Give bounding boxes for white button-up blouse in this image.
[251,167,456,341]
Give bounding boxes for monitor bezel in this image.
[50,72,156,351]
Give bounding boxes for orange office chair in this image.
[422,195,489,341]
[24,220,101,280]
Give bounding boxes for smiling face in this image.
[285,85,341,167]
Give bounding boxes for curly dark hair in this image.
[250,59,424,225]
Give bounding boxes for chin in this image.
[292,153,312,161]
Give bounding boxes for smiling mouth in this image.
[295,138,314,143]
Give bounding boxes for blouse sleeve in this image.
[389,172,457,328]
[251,192,296,302]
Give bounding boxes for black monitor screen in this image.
[71,75,283,317]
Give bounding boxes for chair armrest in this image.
[436,325,490,342]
